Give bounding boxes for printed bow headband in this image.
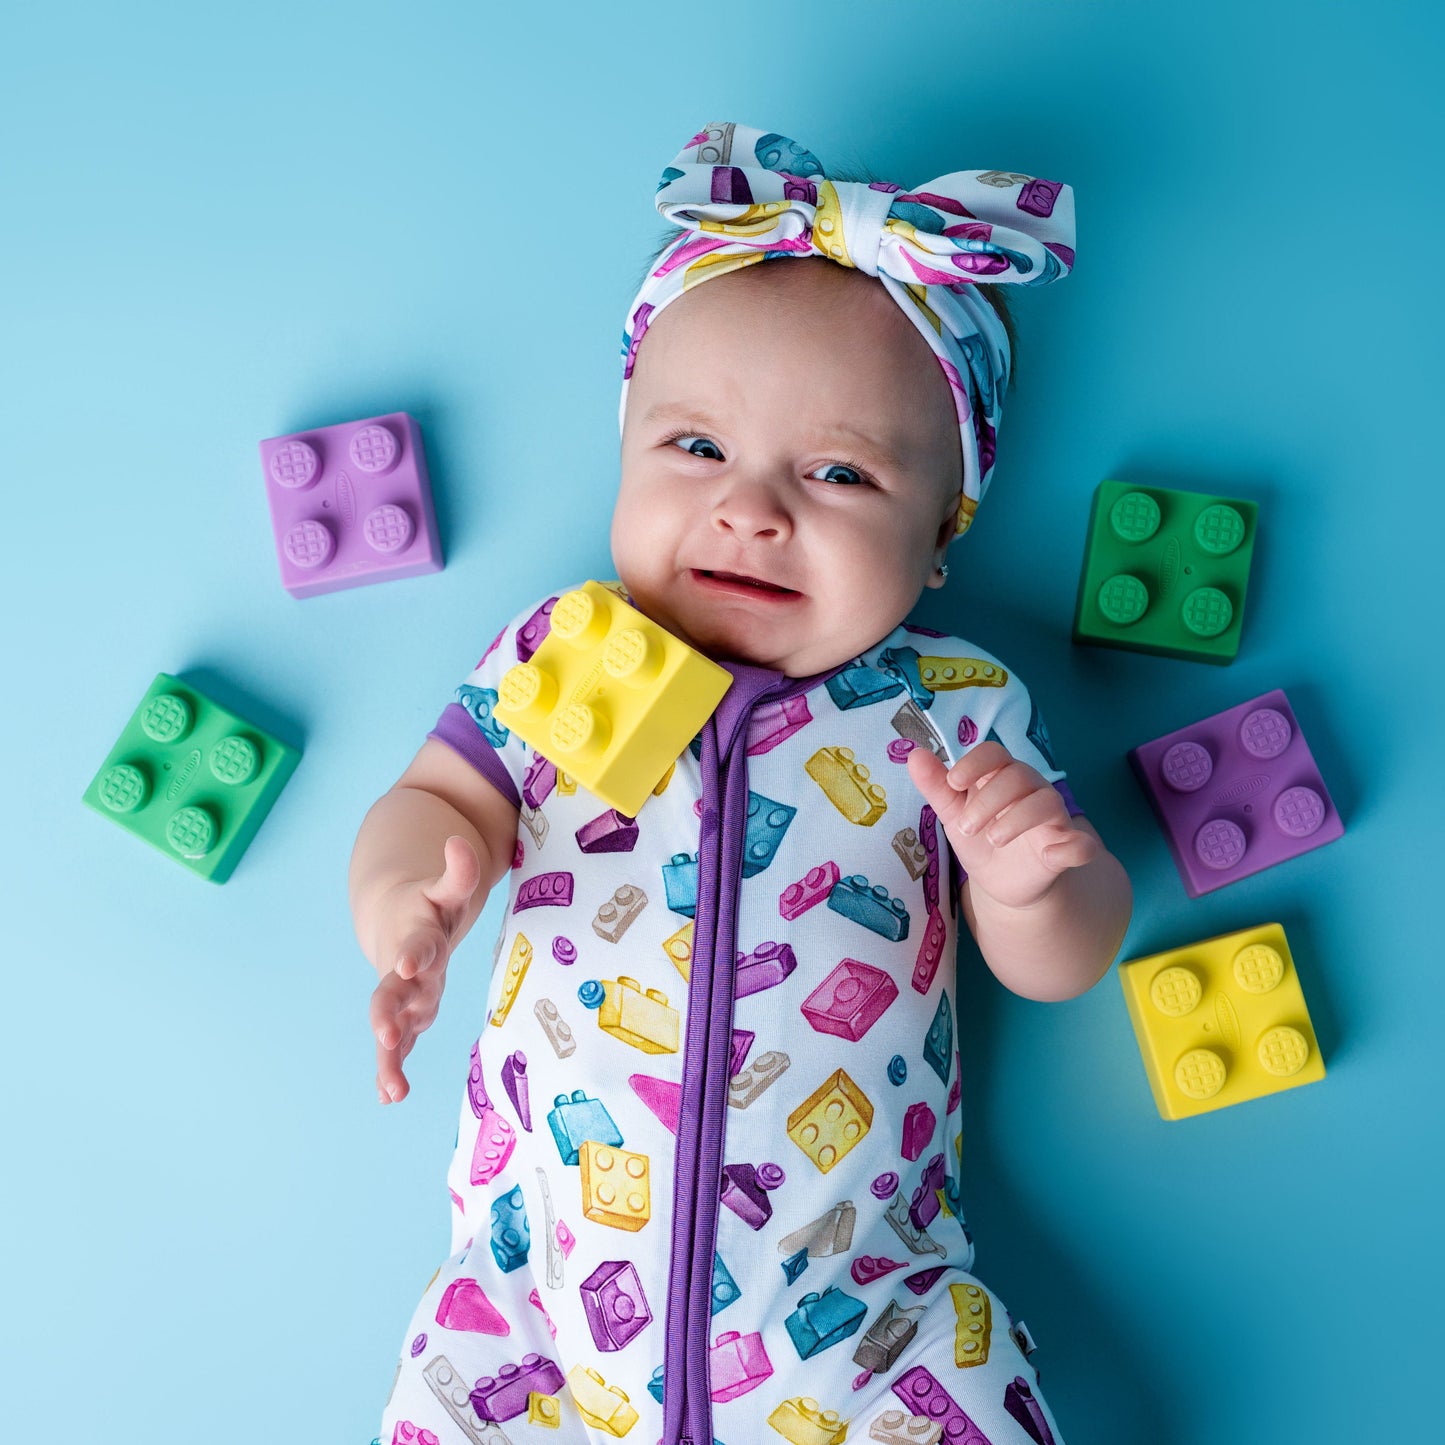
[617,120,1076,539]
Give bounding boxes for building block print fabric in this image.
[381,582,1079,1445]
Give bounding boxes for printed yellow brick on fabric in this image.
[949,1282,991,1366]
[768,1395,850,1445]
[493,580,732,816]
[598,976,680,1054]
[787,1068,874,1172]
[806,746,887,825]
[1119,921,1325,1119]
[662,920,694,981]
[916,656,1008,692]
[527,1391,561,1427]
[566,1364,640,1436]
[579,1140,652,1231]
[490,933,533,1027]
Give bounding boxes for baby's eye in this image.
[668,433,724,461]
[809,462,867,487]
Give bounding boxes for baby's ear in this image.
[933,488,963,550]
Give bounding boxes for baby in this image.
[352,122,1132,1445]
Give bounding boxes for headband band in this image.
[617,120,1076,539]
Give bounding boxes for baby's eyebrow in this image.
[642,402,908,472]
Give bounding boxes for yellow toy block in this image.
[493,581,732,816]
[579,1140,651,1231]
[787,1068,873,1173]
[805,746,887,825]
[949,1282,991,1366]
[566,1364,639,1436]
[489,932,533,1028]
[767,1395,849,1445]
[527,1391,561,1428]
[556,770,577,796]
[1119,922,1324,1120]
[598,976,679,1054]
[916,655,1008,692]
[662,920,693,982]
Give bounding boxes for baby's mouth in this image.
[695,569,799,596]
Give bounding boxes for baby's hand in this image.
[906,741,1099,911]
[367,835,481,1104]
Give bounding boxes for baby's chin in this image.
[617,573,871,677]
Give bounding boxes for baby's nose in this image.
[710,474,792,538]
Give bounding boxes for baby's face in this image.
[612,258,963,677]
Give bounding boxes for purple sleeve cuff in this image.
[1053,777,1084,818]
[428,702,522,811]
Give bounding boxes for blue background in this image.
[5,2,1440,1440]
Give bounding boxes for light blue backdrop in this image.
[5,2,1440,1441]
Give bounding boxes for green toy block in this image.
[1072,479,1258,664]
[82,673,300,882]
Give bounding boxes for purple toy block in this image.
[1005,1376,1057,1445]
[523,752,557,810]
[709,1329,774,1402]
[901,1102,936,1162]
[747,694,813,755]
[1018,176,1063,217]
[1128,689,1343,897]
[575,809,640,854]
[514,871,574,911]
[500,1051,531,1131]
[469,1354,565,1422]
[729,1028,756,1077]
[516,597,557,663]
[892,1365,990,1445]
[911,906,947,995]
[903,1267,947,1296]
[850,1254,906,1285]
[734,941,798,998]
[720,1163,773,1230]
[909,1154,946,1231]
[258,412,442,598]
[800,958,899,1042]
[779,861,841,920]
[580,1259,652,1351]
[467,1038,492,1117]
[920,804,941,913]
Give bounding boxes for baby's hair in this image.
[631,163,1019,394]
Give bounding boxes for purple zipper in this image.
[662,659,843,1445]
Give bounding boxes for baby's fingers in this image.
[978,788,1065,848]
[1039,828,1102,873]
[392,924,445,981]
[375,1034,411,1104]
[371,976,418,1102]
[906,746,966,821]
[421,835,483,926]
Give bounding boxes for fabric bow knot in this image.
[618,121,1077,538]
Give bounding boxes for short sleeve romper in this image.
[378,581,1080,1445]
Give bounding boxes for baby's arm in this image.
[349,737,520,1101]
[908,742,1132,1002]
